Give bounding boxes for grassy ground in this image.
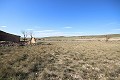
[0,41,120,80]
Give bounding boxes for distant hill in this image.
[42,34,120,39]
[37,34,120,41]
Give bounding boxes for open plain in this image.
[0,40,120,80]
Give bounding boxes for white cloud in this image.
[113,29,120,31]
[104,23,120,28]
[43,30,54,32]
[26,29,34,30]
[106,22,116,25]
[1,26,7,28]
[64,27,72,29]
[34,30,83,37]
[35,30,55,33]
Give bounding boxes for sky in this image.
[0,0,120,37]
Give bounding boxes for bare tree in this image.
[21,31,27,41]
[105,35,110,42]
[29,31,33,39]
[28,30,36,44]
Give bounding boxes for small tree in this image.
[21,31,27,41]
[105,35,110,42]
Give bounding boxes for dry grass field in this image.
[0,41,120,80]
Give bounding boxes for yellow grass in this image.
[0,41,120,80]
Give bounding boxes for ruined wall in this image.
[0,30,20,43]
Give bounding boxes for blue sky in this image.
[0,0,120,37]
